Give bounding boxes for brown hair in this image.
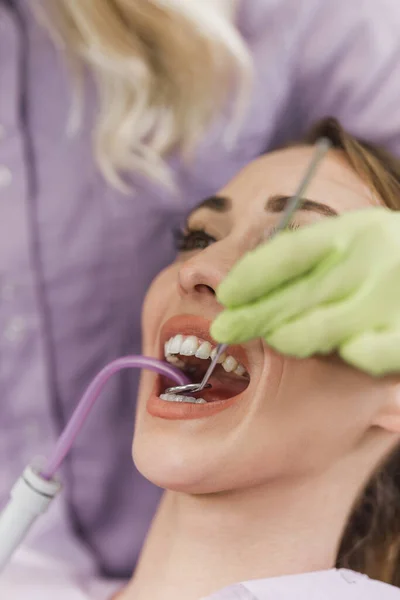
[303,117,400,586]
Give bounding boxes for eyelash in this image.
[174,228,217,252]
[267,222,300,237]
[174,222,300,253]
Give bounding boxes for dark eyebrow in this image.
[265,195,338,217]
[194,195,232,213]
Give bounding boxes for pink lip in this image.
[146,314,250,421]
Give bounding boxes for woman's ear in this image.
[373,382,400,433]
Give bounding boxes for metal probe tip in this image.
[164,383,212,395]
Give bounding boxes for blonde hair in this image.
[38,0,252,190]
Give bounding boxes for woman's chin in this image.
[132,437,225,494]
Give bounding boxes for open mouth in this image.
[158,333,250,405]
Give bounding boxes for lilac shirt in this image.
[1,0,400,578]
[208,570,400,599]
[1,550,399,600]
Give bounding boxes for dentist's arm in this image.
[290,0,400,157]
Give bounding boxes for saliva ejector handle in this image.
[0,464,61,573]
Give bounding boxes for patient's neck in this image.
[121,464,364,600]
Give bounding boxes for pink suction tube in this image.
[40,356,190,480]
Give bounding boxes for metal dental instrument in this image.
[164,383,212,395]
[166,137,331,396]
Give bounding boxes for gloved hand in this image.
[211,207,400,376]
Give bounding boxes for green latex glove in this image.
[211,207,400,376]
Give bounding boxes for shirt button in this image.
[3,316,26,343]
[0,165,12,188]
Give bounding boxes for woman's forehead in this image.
[219,146,378,215]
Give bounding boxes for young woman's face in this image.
[133,146,392,493]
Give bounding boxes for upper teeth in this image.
[164,334,248,377]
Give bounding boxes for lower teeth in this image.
[159,393,206,405]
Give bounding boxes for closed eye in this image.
[174,221,301,253]
[265,221,300,240]
[173,228,217,252]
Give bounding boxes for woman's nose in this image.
[178,248,235,300]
